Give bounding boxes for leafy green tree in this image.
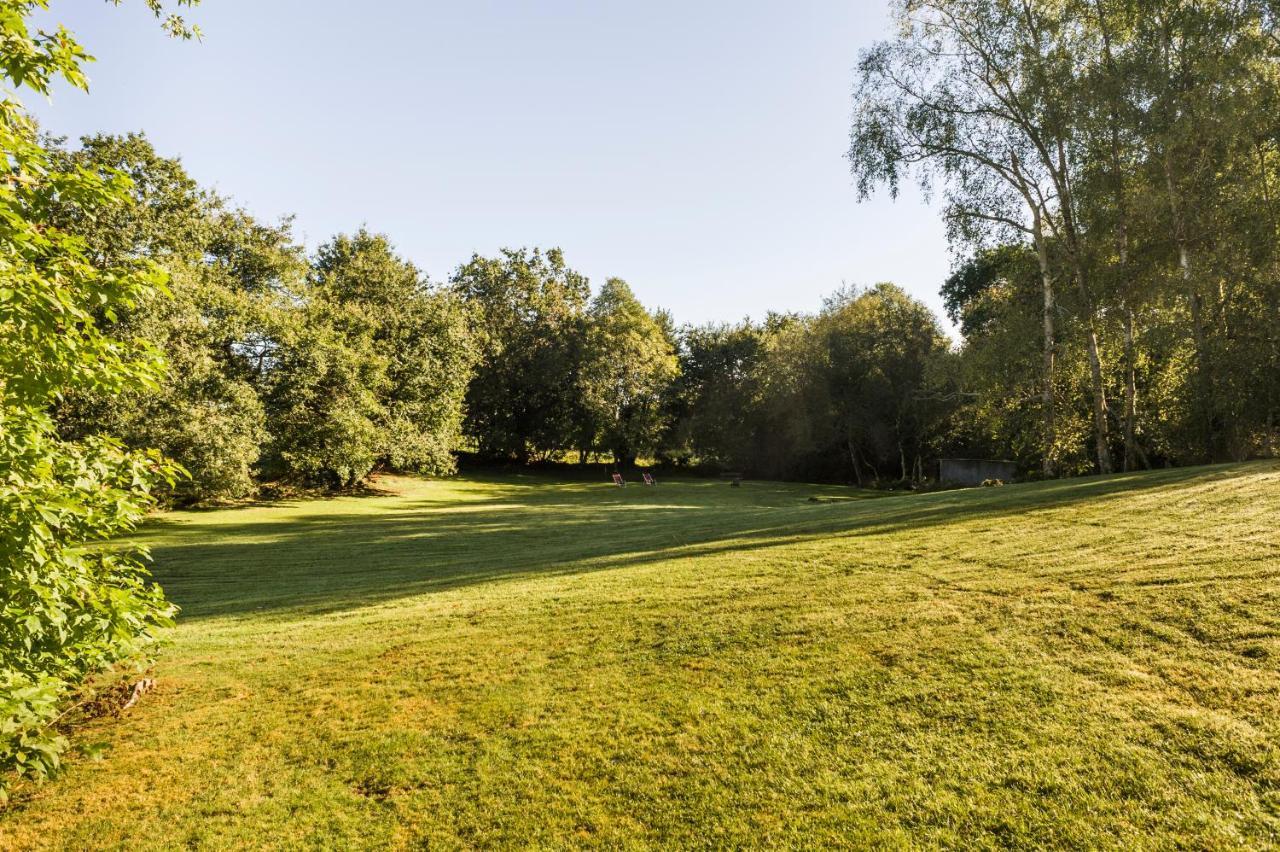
[263,315,387,488]
[578,279,679,466]
[944,248,1096,474]
[49,140,477,497]
[851,0,1115,474]
[665,321,767,467]
[300,230,477,479]
[65,268,271,502]
[49,134,298,503]
[451,248,589,461]
[1127,0,1280,461]
[0,0,192,796]
[750,313,832,479]
[942,246,1038,339]
[852,0,1280,473]
[817,284,953,484]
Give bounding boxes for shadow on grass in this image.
[144,462,1273,622]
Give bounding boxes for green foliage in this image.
[264,231,476,487]
[265,318,386,488]
[748,314,831,477]
[851,0,1280,473]
[48,133,297,503]
[309,231,476,477]
[54,267,276,503]
[577,279,678,466]
[941,245,1038,338]
[0,0,189,796]
[664,289,952,484]
[451,248,590,461]
[665,321,767,466]
[261,232,481,483]
[49,139,477,497]
[816,284,954,484]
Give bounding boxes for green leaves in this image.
[261,230,476,487]
[577,278,678,465]
[451,248,590,461]
[0,0,189,800]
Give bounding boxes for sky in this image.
[31,0,953,329]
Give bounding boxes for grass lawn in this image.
[2,462,1279,848]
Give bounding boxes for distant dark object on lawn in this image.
[940,458,1017,487]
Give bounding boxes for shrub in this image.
[0,1,186,797]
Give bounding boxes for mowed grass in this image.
[3,463,1280,848]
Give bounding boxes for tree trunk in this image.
[1072,261,1113,474]
[1122,306,1140,471]
[1032,219,1057,477]
[1112,165,1141,473]
[1164,153,1215,461]
[614,447,636,469]
[1258,143,1280,456]
[1044,133,1111,475]
[1104,82,1142,473]
[848,440,864,487]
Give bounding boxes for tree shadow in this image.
[142,462,1272,622]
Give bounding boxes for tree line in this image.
[42,136,683,497]
[42,133,960,494]
[44,0,1280,499]
[49,67,1280,498]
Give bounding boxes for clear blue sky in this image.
[32,0,952,330]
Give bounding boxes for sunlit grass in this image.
[3,463,1279,847]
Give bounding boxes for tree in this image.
[263,315,387,488]
[264,231,475,487]
[49,134,298,503]
[50,142,478,497]
[944,247,1096,473]
[303,230,476,478]
[666,321,767,467]
[1126,0,1280,461]
[578,279,679,466]
[850,0,1115,473]
[451,248,589,461]
[750,314,835,480]
[0,0,194,796]
[817,284,953,484]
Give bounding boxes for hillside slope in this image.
[2,463,1278,848]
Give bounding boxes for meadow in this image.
[2,462,1278,848]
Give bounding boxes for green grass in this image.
[3,463,1280,848]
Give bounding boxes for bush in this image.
[0,9,184,793]
[0,428,179,795]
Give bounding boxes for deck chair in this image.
[611,472,625,487]
[642,472,656,486]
